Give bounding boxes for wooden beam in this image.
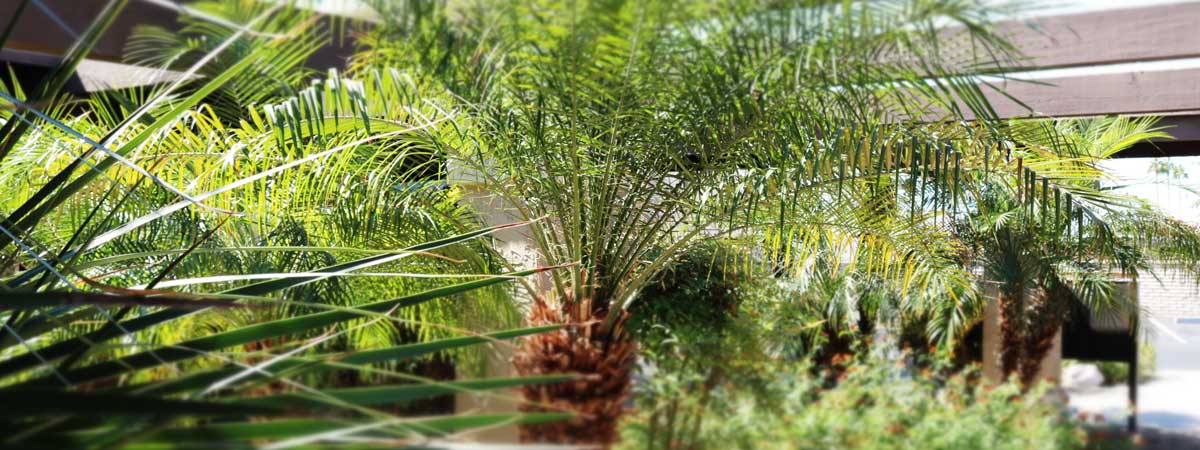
[0,0,178,61]
[0,1,363,70]
[1154,114,1200,142]
[993,2,1200,69]
[882,3,1200,76]
[0,48,195,93]
[939,68,1200,120]
[1118,115,1200,158]
[1120,140,1200,158]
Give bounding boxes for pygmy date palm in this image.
[348,0,1037,443]
[961,117,1200,386]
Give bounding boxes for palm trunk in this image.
[1018,285,1069,388]
[1018,321,1059,388]
[999,286,1060,389]
[512,295,636,446]
[997,288,1024,379]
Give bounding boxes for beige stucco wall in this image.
[450,169,542,443]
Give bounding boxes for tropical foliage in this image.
[957,117,1200,385]
[3,0,1199,448]
[0,1,571,448]
[619,353,1093,450]
[344,0,1039,441]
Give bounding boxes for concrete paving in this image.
[1067,369,1200,429]
[1066,317,1200,433]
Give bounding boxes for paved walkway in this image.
[1067,369,1200,429]
[1140,429,1200,450]
[1066,317,1200,448]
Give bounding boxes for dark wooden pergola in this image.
[0,0,365,93]
[936,2,1200,158]
[3,1,1198,131]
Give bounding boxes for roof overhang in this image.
[0,48,195,94]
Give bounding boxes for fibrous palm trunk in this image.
[1019,319,1059,388]
[997,287,1024,379]
[999,286,1063,389]
[513,294,636,446]
[1018,283,1072,387]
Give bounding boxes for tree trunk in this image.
[1018,283,1071,388]
[997,289,1024,379]
[512,295,636,446]
[1018,321,1059,388]
[999,285,1062,389]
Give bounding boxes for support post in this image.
[1128,324,1138,433]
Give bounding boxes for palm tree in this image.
[344,0,1038,444]
[963,192,1108,386]
[955,117,1200,386]
[0,1,575,447]
[329,0,1200,444]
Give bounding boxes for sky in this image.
[1104,156,1200,224]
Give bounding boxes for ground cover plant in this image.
[619,353,1092,450]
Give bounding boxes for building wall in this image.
[1139,265,1200,320]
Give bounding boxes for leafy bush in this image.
[740,272,880,364]
[619,353,1089,450]
[624,256,1085,449]
[623,249,1097,450]
[737,268,960,372]
[629,242,754,349]
[629,243,775,385]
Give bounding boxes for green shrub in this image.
[628,242,772,384]
[629,242,753,343]
[737,269,958,374]
[619,353,1090,450]
[1066,341,1156,385]
[1096,361,1128,385]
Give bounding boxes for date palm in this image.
[326,0,1200,444]
[958,116,1200,386]
[347,0,1036,444]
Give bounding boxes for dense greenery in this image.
[620,354,1092,450]
[1,0,1197,448]
[623,256,1141,450]
[0,1,570,448]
